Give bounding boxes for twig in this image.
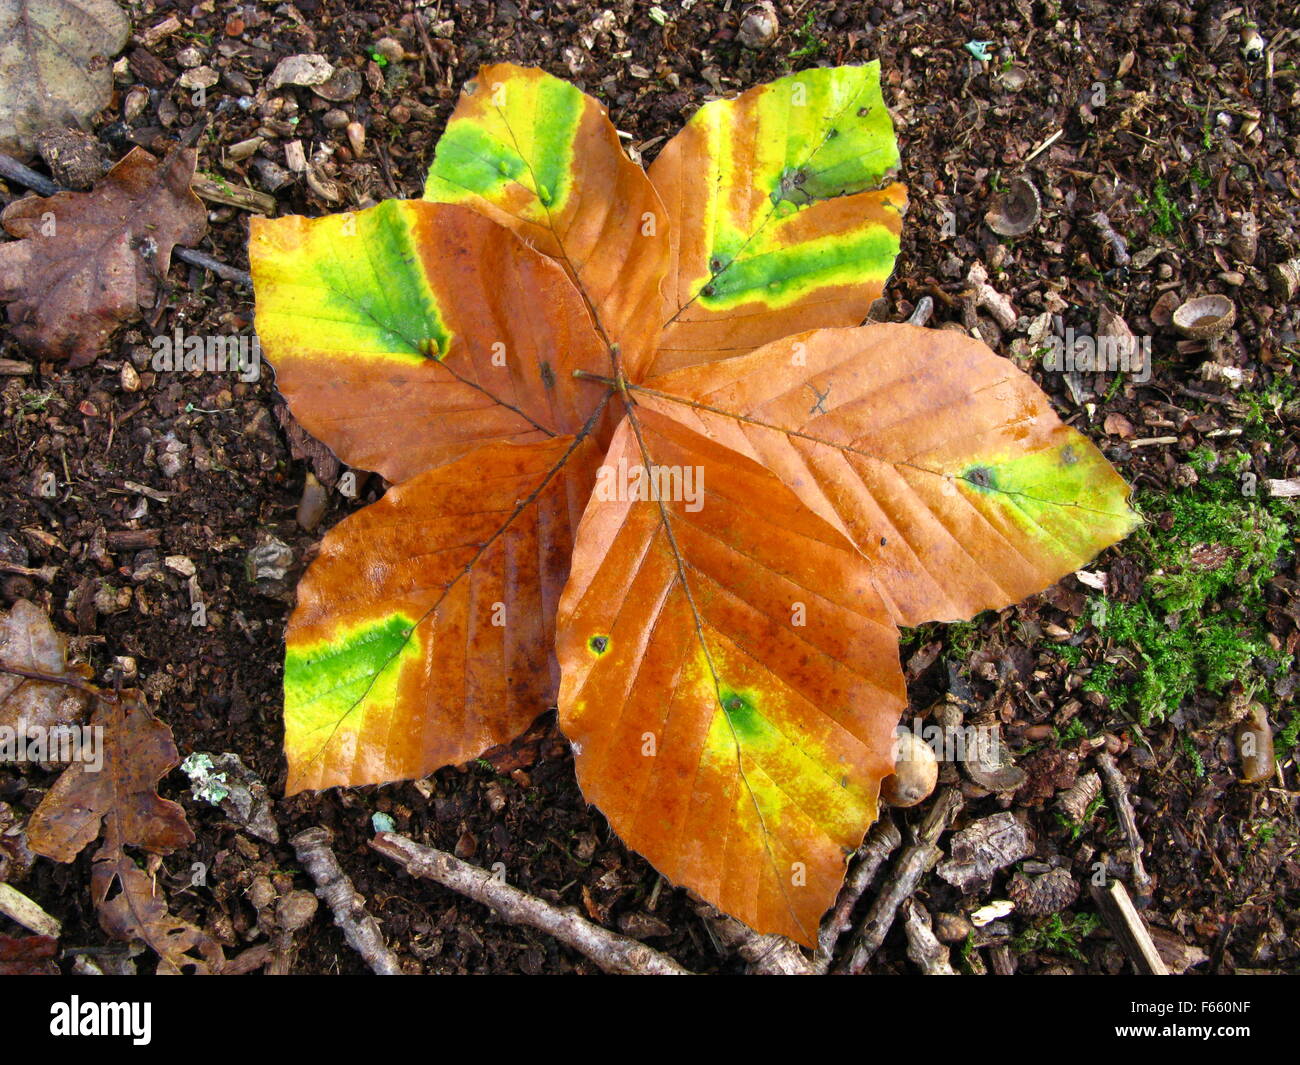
[0,149,251,288]
[1095,751,1154,903]
[901,899,956,975]
[0,663,97,693]
[813,816,901,972]
[1090,878,1168,975]
[837,788,964,974]
[1089,211,1131,267]
[0,151,59,195]
[691,899,815,975]
[371,832,690,975]
[0,561,58,584]
[292,827,403,975]
[0,881,62,937]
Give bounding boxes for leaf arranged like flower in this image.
[250,62,1137,946]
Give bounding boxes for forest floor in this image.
[1,0,1297,974]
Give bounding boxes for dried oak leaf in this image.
[0,598,93,730]
[0,933,58,974]
[27,690,223,974]
[250,63,1139,946]
[0,0,129,157]
[0,146,207,367]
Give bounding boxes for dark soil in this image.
[1,0,1297,974]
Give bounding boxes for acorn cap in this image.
[984,175,1041,238]
[1172,294,1236,339]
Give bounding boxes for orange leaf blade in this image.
[557,410,905,946]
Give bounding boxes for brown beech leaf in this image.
[556,409,905,946]
[282,433,605,793]
[0,0,130,157]
[0,599,93,731]
[0,146,207,367]
[423,62,669,380]
[635,324,1142,626]
[249,200,613,484]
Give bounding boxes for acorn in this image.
[881,730,939,807]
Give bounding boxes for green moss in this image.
[1136,179,1183,237]
[1012,913,1101,960]
[1089,468,1292,723]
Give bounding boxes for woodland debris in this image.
[180,751,280,843]
[1172,294,1236,341]
[936,812,1033,892]
[267,53,335,90]
[838,788,964,973]
[0,148,207,366]
[0,933,58,975]
[984,175,1040,238]
[964,261,1018,330]
[1006,867,1079,916]
[0,881,61,937]
[1095,752,1154,903]
[880,730,938,807]
[191,173,277,214]
[1090,211,1130,266]
[1268,257,1300,301]
[0,599,94,729]
[1236,703,1275,784]
[737,2,778,49]
[813,816,902,972]
[693,900,814,975]
[293,827,403,975]
[0,0,129,157]
[1056,770,1102,824]
[901,900,956,974]
[372,831,690,975]
[1090,877,1168,975]
[27,688,224,974]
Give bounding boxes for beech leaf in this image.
[250,62,1137,945]
[0,0,129,156]
[284,434,604,792]
[556,409,905,945]
[0,146,207,366]
[423,62,668,379]
[647,62,907,375]
[636,324,1142,626]
[249,199,613,484]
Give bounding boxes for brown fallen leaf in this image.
[27,690,224,974]
[0,146,207,366]
[0,598,93,731]
[0,0,130,157]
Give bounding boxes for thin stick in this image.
[837,788,964,974]
[371,832,690,975]
[691,900,815,975]
[1095,751,1154,902]
[0,881,62,937]
[1090,878,1168,975]
[292,827,403,975]
[813,815,901,972]
[901,899,956,975]
[0,664,98,694]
